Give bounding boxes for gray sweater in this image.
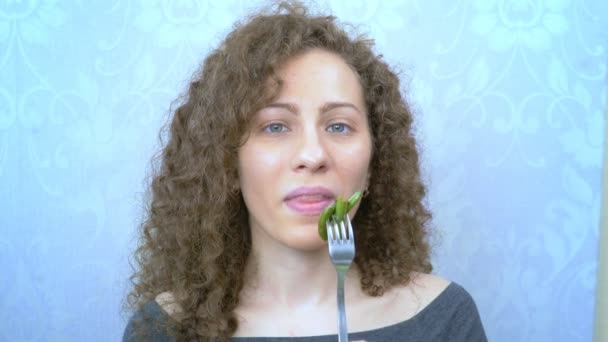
[123,282,487,341]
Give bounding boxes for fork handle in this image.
[336,266,349,342]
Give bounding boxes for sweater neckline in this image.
[147,281,457,340]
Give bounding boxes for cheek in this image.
[238,145,283,191]
[334,139,373,183]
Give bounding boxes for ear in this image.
[230,177,241,193]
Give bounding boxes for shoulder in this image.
[410,274,488,341]
[122,297,174,342]
[405,272,483,312]
[384,272,451,318]
[408,272,451,304]
[351,273,487,341]
[408,272,482,318]
[356,272,449,329]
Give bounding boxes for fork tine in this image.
[339,220,347,241]
[327,219,335,241]
[346,216,354,242]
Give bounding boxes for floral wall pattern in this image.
[1,1,606,341]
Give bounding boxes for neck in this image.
[240,231,362,310]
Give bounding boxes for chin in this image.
[284,233,327,252]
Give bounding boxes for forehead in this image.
[271,49,366,108]
[277,48,360,83]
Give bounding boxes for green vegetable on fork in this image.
[318,191,363,241]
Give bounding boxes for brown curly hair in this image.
[125,1,433,340]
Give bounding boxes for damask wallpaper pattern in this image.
[1,1,606,341]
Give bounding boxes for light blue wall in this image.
[1,1,606,341]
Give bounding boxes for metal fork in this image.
[327,215,356,342]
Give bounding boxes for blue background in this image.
[1,0,607,341]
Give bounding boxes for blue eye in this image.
[327,123,350,133]
[263,123,288,133]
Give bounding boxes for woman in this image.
[123,2,487,341]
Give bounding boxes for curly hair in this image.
[125,1,433,340]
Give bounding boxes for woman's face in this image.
[237,48,373,251]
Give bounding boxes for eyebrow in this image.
[263,102,363,115]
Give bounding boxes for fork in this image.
[327,215,356,342]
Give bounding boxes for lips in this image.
[284,186,335,216]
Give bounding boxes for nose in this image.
[291,127,329,173]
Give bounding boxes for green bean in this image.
[318,203,335,241]
[335,197,347,223]
[346,191,362,212]
[318,191,364,240]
